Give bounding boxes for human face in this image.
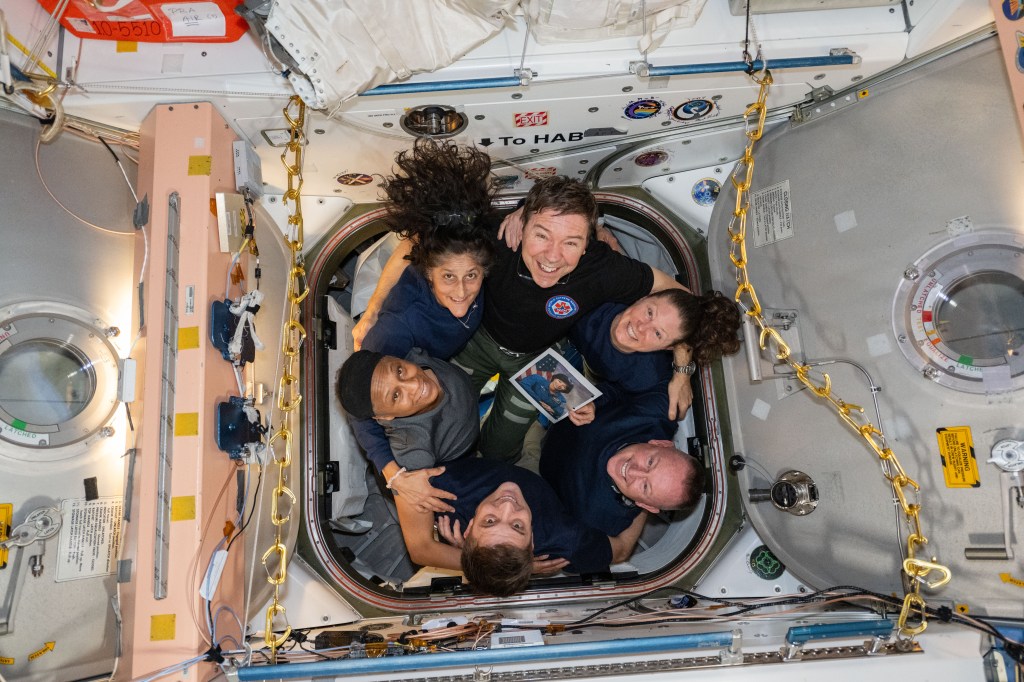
[610,295,685,353]
[369,357,442,420]
[549,378,569,393]
[521,209,589,288]
[606,440,695,514]
[466,482,533,551]
[425,252,485,318]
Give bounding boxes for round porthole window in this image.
[892,230,1024,394]
[0,308,120,449]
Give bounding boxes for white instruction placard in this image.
[55,497,123,582]
[751,179,794,248]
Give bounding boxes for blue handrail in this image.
[236,630,735,680]
[360,53,858,96]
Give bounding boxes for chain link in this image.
[262,95,308,660]
[727,70,950,637]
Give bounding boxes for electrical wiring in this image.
[130,653,207,682]
[187,462,241,646]
[226,463,263,552]
[34,137,133,236]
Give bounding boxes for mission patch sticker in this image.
[936,425,980,488]
[672,98,718,123]
[545,295,579,318]
[692,178,721,206]
[623,98,664,120]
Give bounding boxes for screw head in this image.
[904,267,920,280]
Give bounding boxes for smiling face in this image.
[606,440,696,513]
[425,252,485,318]
[465,482,534,551]
[521,209,589,288]
[610,295,685,354]
[369,357,442,420]
[549,378,569,393]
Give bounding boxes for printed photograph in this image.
[511,348,601,423]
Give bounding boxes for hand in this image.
[596,225,623,253]
[668,373,693,421]
[497,206,526,250]
[351,309,378,352]
[540,403,556,416]
[567,402,595,426]
[531,554,569,576]
[436,515,466,548]
[390,466,457,513]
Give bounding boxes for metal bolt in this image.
[105,326,120,337]
[530,148,540,153]
[383,122,393,128]
[613,167,622,172]
[588,107,599,113]
[314,128,325,135]
[201,51,208,57]
[667,177,674,183]
[715,167,722,174]
[911,305,917,311]
[512,93,523,100]
[100,426,115,438]
[904,267,919,280]
[622,86,633,93]
[898,334,907,343]
[926,270,935,278]
[661,121,671,126]
[923,366,940,380]
[474,114,485,120]
[322,615,330,622]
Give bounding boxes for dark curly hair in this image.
[380,139,497,274]
[460,537,533,597]
[652,289,742,366]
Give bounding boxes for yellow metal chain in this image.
[727,70,951,637]
[262,95,309,660]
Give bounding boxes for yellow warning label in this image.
[0,656,13,665]
[28,642,54,661]
[0,502,11,568]
[150,614,176,641]
[174,412,199,437]
[188,155,212,176]
[936,426,980,488]
[171,495,196,521]
[115,41,137,53]
[178,326,199,350]
[1000,572,1024,589]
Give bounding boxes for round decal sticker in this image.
[691,178,721,207]
[623,98,664,120]
[336,173,374,186]
[748,544,785,580]
[634,150,669,167]
[1003,0,1023,20]
[672,98,717,123]
[545,295,579,319]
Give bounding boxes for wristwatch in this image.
[672,360,697,376]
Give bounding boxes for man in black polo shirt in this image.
[393,457,647,597]
[355,175,690,462]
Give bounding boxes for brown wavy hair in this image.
[460,538,533,597]
[380,139,497,274]
[652,289,742,366]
